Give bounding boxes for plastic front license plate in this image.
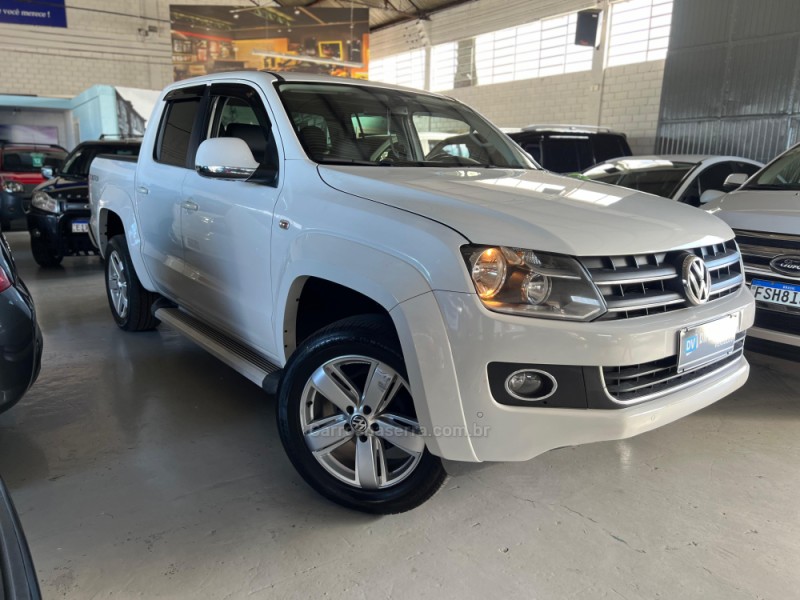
[677,313,739,373]
[71,220,89,233]
[751,278,800,309]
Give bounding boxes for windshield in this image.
[276,82,536,169]
[61,144,140,178]
[583,159,695,197]
[1,147,66,173]
[746,146,800,190]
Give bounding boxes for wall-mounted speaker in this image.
[575,9,602,47]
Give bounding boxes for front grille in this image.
[735,229,800,279]
[602,332,746,402]
[582,240,743,320]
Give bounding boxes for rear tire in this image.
[277,315,447,514]
[105,235,160,331]
[30,237,63,268]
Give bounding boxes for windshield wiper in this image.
[744,183,800,190]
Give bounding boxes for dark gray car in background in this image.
[0,229,42,598]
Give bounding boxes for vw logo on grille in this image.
[681,254,711,305]
[350,414,369,434]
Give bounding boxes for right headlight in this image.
[462,245,607,321]
[31,191,61,214]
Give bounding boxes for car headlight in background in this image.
[31,191,61,214]
[2,180,24,194]
[462,245,606,321]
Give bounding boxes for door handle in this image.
[136,186,149,195]
[182,200,198,211]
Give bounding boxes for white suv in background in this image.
[705,143,800,347]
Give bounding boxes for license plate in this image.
[677,313,739,373]
[71,221,89,233]
[751,278,800,309]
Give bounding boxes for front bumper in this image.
[394,285,755,463]
[27,208,97,256]
[0,283,43,415]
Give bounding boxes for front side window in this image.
[276,82,536,169]
[205,89,278,173]
[747,147,800,190]
[156,97,202,168]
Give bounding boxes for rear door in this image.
[136,86,205,301]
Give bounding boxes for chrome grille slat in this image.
[583,239,744,320]
[710,272,744,294]
[705,249,741,270]
[606,295,683,312]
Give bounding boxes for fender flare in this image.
[274,233,477,461]
[96,196,156,292]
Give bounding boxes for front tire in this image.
[277,315,447,514]
[30,237,63,268]
[105,235,159,331]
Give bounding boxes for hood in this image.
[705,189,800,235]
[0,172,44,186]
[35,175,88,200]
[317,167,734,256]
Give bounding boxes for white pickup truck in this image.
[89,71,755,513]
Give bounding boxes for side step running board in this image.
[154,307,282,393]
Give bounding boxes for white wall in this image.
[371,0,667,154]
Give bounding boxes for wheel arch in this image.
[275,245,476,462]
[97,205,156,292]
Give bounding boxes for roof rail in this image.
[521,124,616,134]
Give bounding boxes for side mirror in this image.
[723,172,749,189]
[41,166,55,179]
[699,189,725,205]
[195,137,258,180]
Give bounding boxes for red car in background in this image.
[0,142,67,230]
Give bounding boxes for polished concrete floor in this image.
[1,230,798,599]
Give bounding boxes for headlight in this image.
[2,180,24,193]
[31,191,61,214]
[462,245,606,321]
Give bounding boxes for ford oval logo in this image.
[770,255,800,278]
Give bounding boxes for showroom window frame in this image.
[606,0,674,68]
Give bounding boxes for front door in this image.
[179,83,282,358]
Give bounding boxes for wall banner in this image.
[0,0,68,28]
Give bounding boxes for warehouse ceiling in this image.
[270,0,474,30]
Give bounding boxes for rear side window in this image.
[591,134,631,163]
[156,98,202,167]
[542,137,593,173]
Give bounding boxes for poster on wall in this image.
[170,5,369,82]
[0,0,67,28]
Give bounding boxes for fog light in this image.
[505,369,556,401]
